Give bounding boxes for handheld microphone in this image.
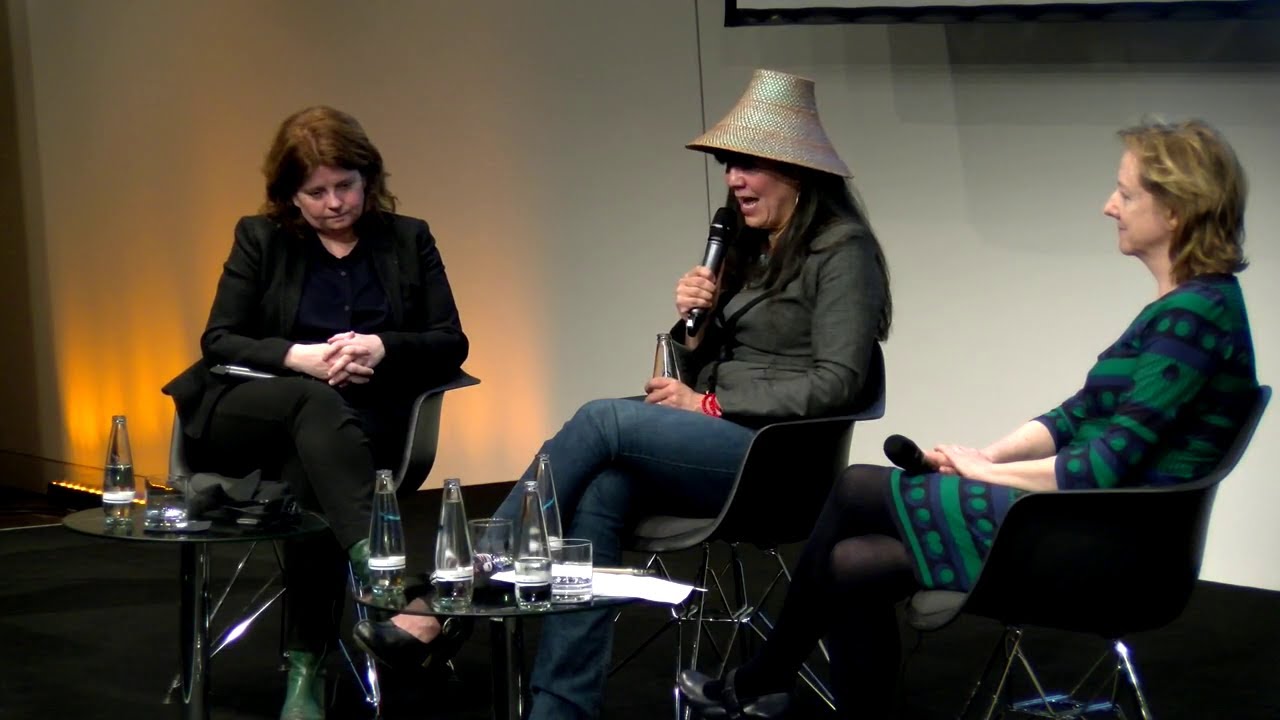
[685,206,736,336]
[883,434,932,476]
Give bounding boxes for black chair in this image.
[905,385,1271,720]
[166,370,480,714]
[614,344,887,716]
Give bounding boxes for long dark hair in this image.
[716,161,892,341]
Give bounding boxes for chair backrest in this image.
[961,385,1271,638]
[394,371,481,496]
[712,343,887,545]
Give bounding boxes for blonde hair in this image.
[1118,119,1248,284]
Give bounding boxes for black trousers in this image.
[190,376,409,653]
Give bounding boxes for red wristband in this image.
[701,392,722,418]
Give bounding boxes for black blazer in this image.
[163,213,469,438]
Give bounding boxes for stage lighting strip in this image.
[50,481,145,504]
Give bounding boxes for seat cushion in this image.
[629,516,716,553]
[906,590,969,632]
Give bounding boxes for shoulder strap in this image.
[705,287,779,395]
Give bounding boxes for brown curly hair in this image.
[1118,119,1248,284]
[260,106,397,232]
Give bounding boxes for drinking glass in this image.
[143,473,190,531]
[551,538,593,603]
[469,518,513,606]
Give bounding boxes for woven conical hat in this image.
[688,69,851,178]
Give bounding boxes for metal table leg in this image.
[180,543,211,720]
[490,617,526,720]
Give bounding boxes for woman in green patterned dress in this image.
[680,119,1260,719]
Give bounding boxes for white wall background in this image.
[693,6,1280,590]
[4,0,1277,589]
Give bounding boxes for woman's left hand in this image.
[324,332,385,386]
[643,376,703,412]
[937,445,997,482]
[326,348,375,386]
[326,332,386,366]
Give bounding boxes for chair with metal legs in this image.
[904,385,1270,720]
[166,370,480,715]
[612,344,887,718]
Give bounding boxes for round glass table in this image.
[63,507,328,720]
[355,578,633,720]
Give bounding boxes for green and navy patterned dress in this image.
[889,274,1258,591]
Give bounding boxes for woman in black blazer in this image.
[163,106,467,720]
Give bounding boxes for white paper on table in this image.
[592,573,694,604]
[489,570,695,605]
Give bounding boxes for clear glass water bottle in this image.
[432,478,474,610]
[102,415,136,527]
[513,480,552,610]
[534,454,563,545]
[653,333,681,381]
[367,469,406,599]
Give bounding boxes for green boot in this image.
[279,650,326,720]
[347,538,371,589]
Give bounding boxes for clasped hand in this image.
[286,332,386,387]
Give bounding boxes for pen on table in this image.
[592,567,706,591]
[593,566,657,576]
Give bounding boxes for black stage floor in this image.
[1,484,1277,719]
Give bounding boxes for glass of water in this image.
[514,557,552,611]
[551,538,593,603]
[143,473,190,531]
[469,518,513,606]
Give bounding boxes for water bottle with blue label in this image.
[102,415,136,527]
[534,454,563,545]
[513,480,552,610]
[367,469,406,599]
[432,478,474,610]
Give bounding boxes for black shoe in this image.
[679,669,790,719]
[352,617,472,671]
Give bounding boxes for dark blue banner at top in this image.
[726,0,1276,24]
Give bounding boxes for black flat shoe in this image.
[352,617,472,671]
[679,670,728,717]
[679,669,790,719]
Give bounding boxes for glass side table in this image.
[64,507,328,720]
[356,578,634,720]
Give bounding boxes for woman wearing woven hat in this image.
[356,68,890,718]
[680,119,1258,719]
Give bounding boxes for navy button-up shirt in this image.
[293,239,391,343]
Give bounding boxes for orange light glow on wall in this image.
[40,126,551,488]
[23,0,614,491]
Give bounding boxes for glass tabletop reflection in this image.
[354,577,633,618]
[62,507,328,543]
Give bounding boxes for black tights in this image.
[734,464,918,718]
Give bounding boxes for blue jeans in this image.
[495,398,755,720]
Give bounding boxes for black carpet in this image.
[1,484,1277,719]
